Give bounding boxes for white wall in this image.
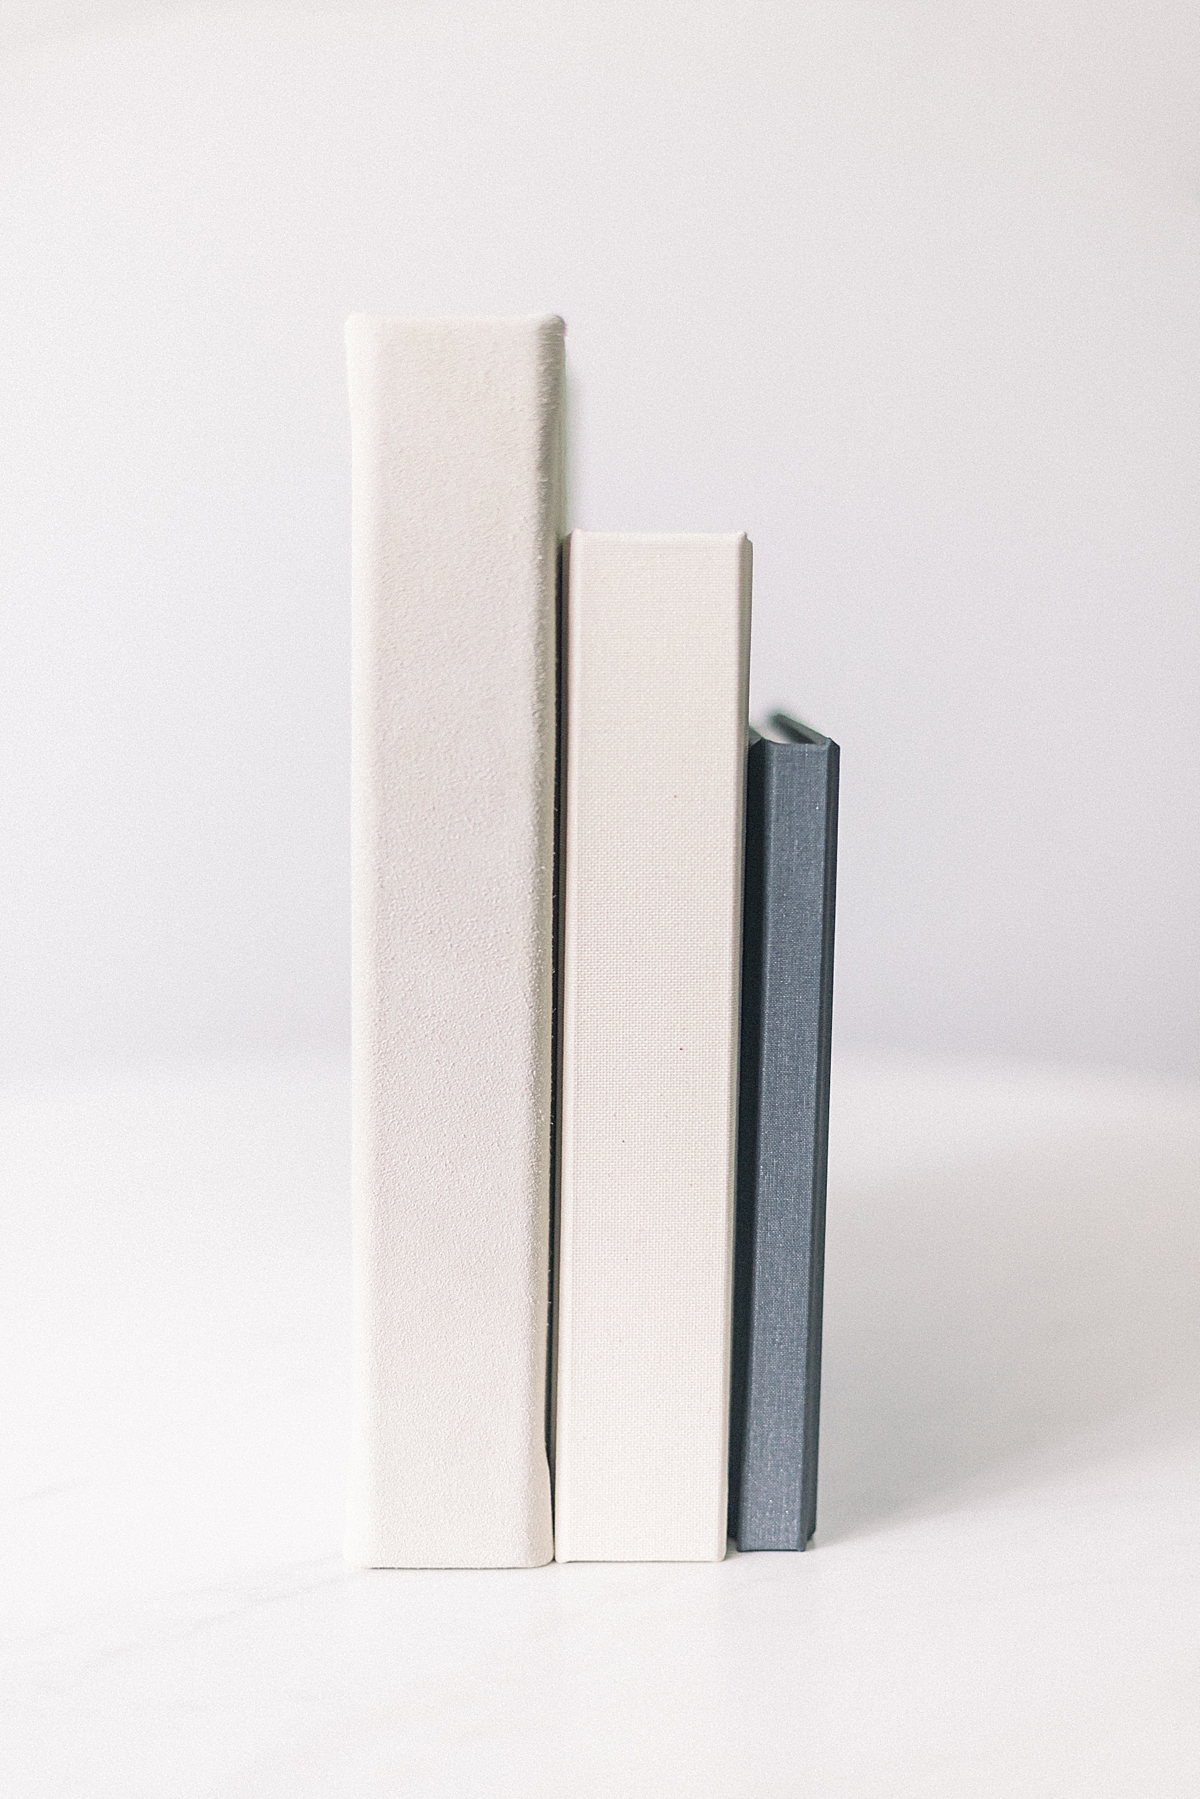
[1,0,1197,1078]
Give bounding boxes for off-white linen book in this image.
[345,315,563,1569]
[553,531,752,1563]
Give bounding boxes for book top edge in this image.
[345,312,565,337]
[754,712,836,749]
[753,732,839,754]
[568,529,750,547]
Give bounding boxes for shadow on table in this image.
[815,1073,1200,1540]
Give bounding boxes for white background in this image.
[2,9,1199,1793]
[2,0,1198,1082]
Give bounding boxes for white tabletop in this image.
[3,1056,1198,1795]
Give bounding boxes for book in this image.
[553,531,752,1563]
[344,315,563,1569]
[728,712,839,1552]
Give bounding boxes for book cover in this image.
[553,531,751,1563]
[728,714,839,1552]
[345,315,563,1569]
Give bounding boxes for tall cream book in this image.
[345,316,563,1569]
[553,531,752,1562]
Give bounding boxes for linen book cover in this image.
[553,531,751,1563]
[728,716,839,1552]
[345,315,563,1569]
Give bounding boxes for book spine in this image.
[730,736,839,1551]
[553,531,751,1563]
[345,315,563,1569]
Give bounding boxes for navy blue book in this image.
[729,712,839,1552]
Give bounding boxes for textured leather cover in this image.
[729,730,839,1551]
[345,316,562,1569]
[553,532,751,1563]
